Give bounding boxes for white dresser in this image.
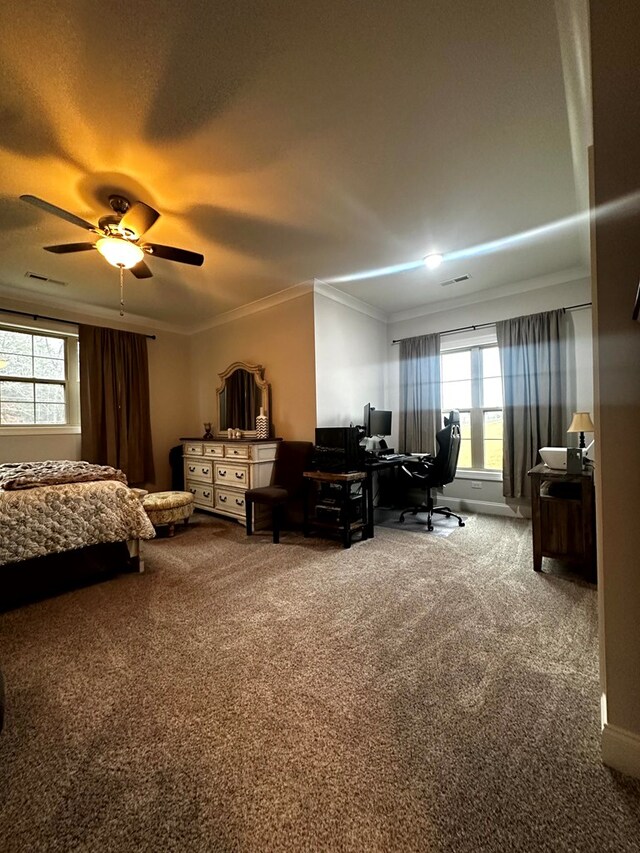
[181,438,280,523]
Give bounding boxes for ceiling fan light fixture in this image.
[96,236,144,269]
[423,253,444,270]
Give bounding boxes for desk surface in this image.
[528,463,594,481]
[303,470,367,482]
[365,454,412,470]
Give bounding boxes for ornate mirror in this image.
[216,362,270,437]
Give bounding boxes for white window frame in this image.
[0,318,80,435]
[440,327,502,480]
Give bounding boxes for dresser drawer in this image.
[187,482,214,506]
[215,462,248,486]
[184,443,203,456]
[185,461,213,483]
[215,487,246,516]
[224,443,250,460]
[203,443,225,458]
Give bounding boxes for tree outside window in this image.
[0,328,68,425]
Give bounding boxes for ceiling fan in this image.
[20,193,204,279]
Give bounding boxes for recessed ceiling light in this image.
[423,253,444,270]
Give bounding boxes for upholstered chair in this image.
[245,441,314,543]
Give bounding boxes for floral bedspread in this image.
[0,480,155,566]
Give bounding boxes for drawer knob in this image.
[189,466,196,473]
[219,469,226,476]
[235,472,244,480]
[204,491,211,498]
[190,488,196,495]
[235,498,244,506]
[203,468,209,475]
[220,495,227,502]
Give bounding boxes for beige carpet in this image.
[1,513,639,852]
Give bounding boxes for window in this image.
[440,344,503,471]
[0,325,79,428]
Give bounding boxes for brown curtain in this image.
[496,309,566,498]
[79,325,155,485]
[399,333,441,454]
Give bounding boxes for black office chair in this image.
[398,410,465,531]
[245,441,314,543]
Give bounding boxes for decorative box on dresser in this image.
[181,438,281,524]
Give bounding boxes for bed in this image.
[0,462,155,604]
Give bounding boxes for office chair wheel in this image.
[459,520,465,527]
[428,523,434,531]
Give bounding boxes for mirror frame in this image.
[215,361,270,438]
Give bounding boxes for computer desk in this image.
[364,454,414,535]
[302,455,412,546]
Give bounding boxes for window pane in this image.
[1,402,35,424]
[35,383,65,403]
[33,335,64,358]
[483,411,503,470]
[482,347,501,378]
[456,410,471,440]
[484,440,503,470]
[34,356,65,380]
[441,351,471,382]
[36,403,66,424]
[0,381,34,402]
[484,410,503,438]
[442,379,472,410]
[458,439,472,469]
[0,353,33,377]
[0,329,70,427]
[483,377,503,407]
[0,330,32,355]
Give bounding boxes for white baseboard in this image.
[602,724,640,779]
[435,495,531,519]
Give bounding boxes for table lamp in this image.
[567,411,595,448]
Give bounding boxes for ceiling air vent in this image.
[25,272,68,287]
[439,273,471,287]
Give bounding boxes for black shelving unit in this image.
[303,470,369,548]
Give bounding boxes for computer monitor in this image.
[370,409,392,436]
[363,403,392,437]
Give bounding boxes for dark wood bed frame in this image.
[0,539,142,612]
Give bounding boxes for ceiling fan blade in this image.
[20,195,95,231]
[119,202,160,239]
[43,242,96,254]
[130,260,153,279]
[145,243,204,266]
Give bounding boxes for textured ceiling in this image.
[0,0,588,329]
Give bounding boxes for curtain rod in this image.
[391,302,592,345]
[0,307,157,340]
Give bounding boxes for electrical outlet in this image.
[471,481,482,489]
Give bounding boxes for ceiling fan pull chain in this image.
[119,265,125,316]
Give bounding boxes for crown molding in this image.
[388,266,590,324]
[0,282,188,335]
[313,280,388,322]
[188,280,315,334]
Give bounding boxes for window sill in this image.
[455,469,503,482]
[0,425,81,436]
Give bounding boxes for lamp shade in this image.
[96,237,144,269]
[567,412,595,434]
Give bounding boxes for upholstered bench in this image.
[142,490,195,537]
